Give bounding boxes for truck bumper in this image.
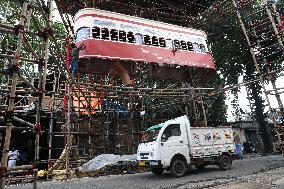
[138,160,162,167]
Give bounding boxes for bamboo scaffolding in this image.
[32,0,92,116]
[232,0,284,154]
[262,0,284,119]
[0,0,283,185]
[29,19,91,117]
[0,1,31,188]
[22,2,95,178]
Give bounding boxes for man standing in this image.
[70,43,86,78]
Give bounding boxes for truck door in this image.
[160,123,189,166]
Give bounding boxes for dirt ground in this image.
[7,155,284,189]
[212,166,284,189]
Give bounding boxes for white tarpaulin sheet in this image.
[79,154,137,173]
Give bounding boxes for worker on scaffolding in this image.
[70,43,86,78]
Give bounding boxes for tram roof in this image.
[55,0,217,27]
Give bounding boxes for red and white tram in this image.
[74,8,215,81]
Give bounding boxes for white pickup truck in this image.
[137,116,236,177]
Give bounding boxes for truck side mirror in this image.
[161,134,167,142]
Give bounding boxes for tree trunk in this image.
[250,83,273,154]
[245,60,273,154]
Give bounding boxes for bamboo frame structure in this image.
[232,0,284,153]
[0,1,39,188]
[0,0,283,187]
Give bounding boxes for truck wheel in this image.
[218,154,232,171]
[151,168,164,176]
[171,159,186,177]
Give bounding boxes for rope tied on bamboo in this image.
[33,58,45,66]
[33,123,42,135]
[37,28,53,40]
[4,111,13,124]
[35,88,46,97]
[2,64,20,76]
[13,24,25,35]
[237,0,253,8]
[0,167,7,178]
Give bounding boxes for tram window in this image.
[76,27,90,42]
[152,36,159,46]
[166,38,172,48]
[92,27,100,39]
[173,40,181,50]
[119,30,127,42]
[180,40,187,50]
[193,42,200,52]
[110,29,118,41]
[135,33,143,45]
[127,31,135,43]
[101,28,109,40]
[144,35,151,45]
[200,44,206,52]
[159,38,166,47]
[187,42,194,51]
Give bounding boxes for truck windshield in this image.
[141,124,163,143]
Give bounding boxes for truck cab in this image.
[137,116,236,177]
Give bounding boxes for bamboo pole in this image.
[87,76,92,157]
[35,0,53,168]
[17,74,37,91]
[65,83,72,179]
[0,53,35,63]
[12,116,34,128]
[33,169,38,189]
[106,97,109,154]
[0,2,29,189]
[0,126,31,130]
[200,97,208,127]
[47,71,57,179]
[0,24,37,35]
[34,0,51,166]
[77,91,81,158]
[41,0,53,105]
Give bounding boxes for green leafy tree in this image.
[0,0,66,83]
[195,0,284,153]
